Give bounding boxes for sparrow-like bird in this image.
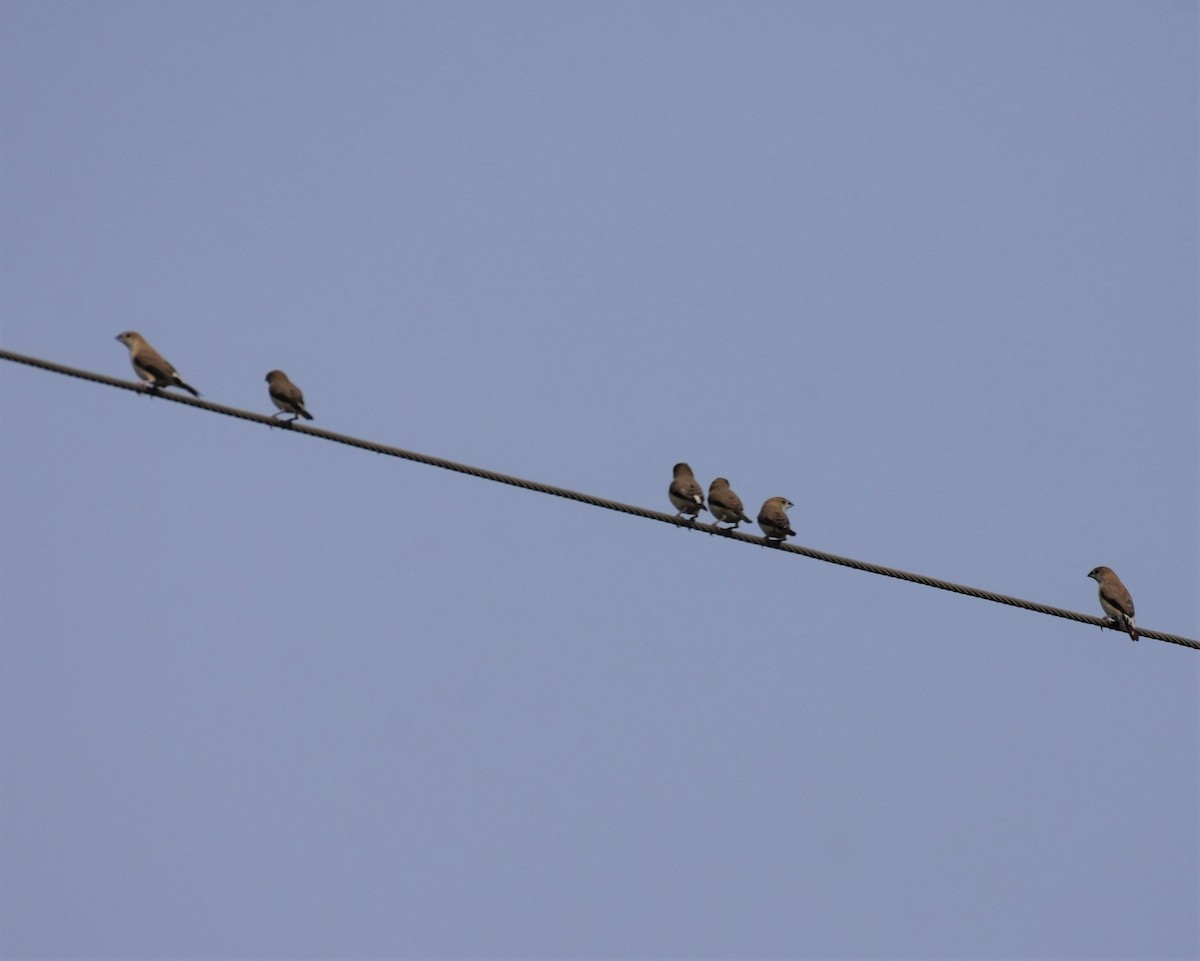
[758,496,796,543]
[1087,566,1138,642]
[115,331,200,397]
[708,477,752,530]
[265,370,313,421]
[668,462,705,520]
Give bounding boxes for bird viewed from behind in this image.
[114,331,200,397]
[708,477,752,530]
[668,462,706,520]
[1087,566,1138,641]
[265,370,313,421]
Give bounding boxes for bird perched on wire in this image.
[668,462,705,520]
[115,331,200,397]
[708,477,752,530]
[1087,566,1138,642]
[265,370,313,422]
[757,496,796,543]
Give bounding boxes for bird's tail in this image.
[298,408,314,420]
[176,379,201,398]
[1125,617,1139,642]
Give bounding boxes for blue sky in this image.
[1,2,1196,958]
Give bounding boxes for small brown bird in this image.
[758,496,796,542]
[265,370,313,421]
[708,477,752,529]
[115,331,200,396]
[1087,566,1138,642]
[668,463,705,520]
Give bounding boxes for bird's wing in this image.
[1101,581,1134,619]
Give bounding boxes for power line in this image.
[4,347,1196,652]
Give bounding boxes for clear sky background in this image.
[1,2,1197,959]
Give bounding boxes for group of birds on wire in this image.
[114,329,1144,644]
[115,330,312,421]
[668,462,796,543]
[665,461,1139,642]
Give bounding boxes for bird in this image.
[708,477,752,529]
[1087,566,1138,642]
[668,463,705,520]
[265,370,313,421]
[114,331,200,397]
[758,496,796,543]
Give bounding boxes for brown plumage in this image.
[265,370,313,421]
[115,331,200,397]
[1088,566,1138,642]
[708,477,752,529]
[757,496,796,542]
[668,462,705,520]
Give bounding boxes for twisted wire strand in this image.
[4,347,1196,651]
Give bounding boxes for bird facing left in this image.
[1087,565,1138,642]
[114,331,200,397]
[265,370,314,421]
